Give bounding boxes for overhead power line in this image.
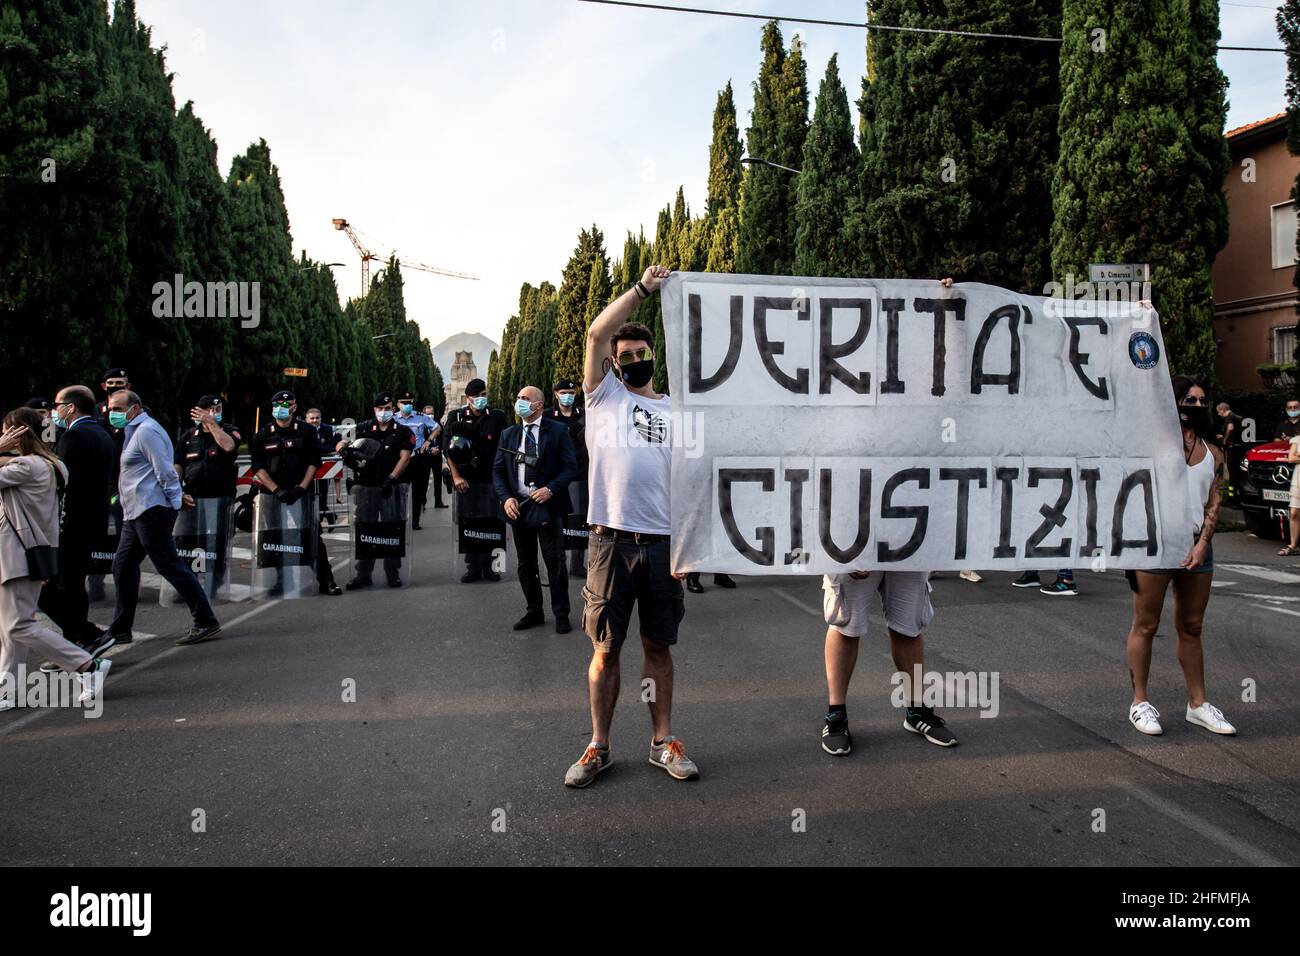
[574,0,1287,52]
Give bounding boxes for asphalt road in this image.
[3,504,1299,866]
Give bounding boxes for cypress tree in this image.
[708,81,744,221]
[860,1,1060,292]
[795,53,859,277]
[1053,0,1225,383]
[0,0,130,405]
[737,21,791,275]
[552,226,608,383]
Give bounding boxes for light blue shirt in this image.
[396,411,437,449]
[118,411,182,519]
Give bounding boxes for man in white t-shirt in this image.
[563,265,699,788]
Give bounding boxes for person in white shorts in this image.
[820,569,956,755]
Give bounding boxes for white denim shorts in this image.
[822,572,934,639]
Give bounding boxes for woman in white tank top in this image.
[1124,377,1236,738]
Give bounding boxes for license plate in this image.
[1263,489,1291,503]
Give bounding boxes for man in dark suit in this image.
[493,385,577,633]
[39,384,117,654]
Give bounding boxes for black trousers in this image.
[408,453,432,516]
[512,520,569,615]
[431,453,446,505]
[111,505,218,635]
[37,538,96,643]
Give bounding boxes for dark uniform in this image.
[349,417,417,584]
[444,400,508,579]
[548,404,589,574]
[249,418,333,590]
[174,416,242,595]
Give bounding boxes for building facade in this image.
[1213,113,1299,392]
[444,350,478,410]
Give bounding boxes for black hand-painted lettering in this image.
[1025,467,1074,559]
[880,298,905,394]
[1110,469,1158,557]
[970,303,1030,395]
[1065,315,1109,401]
[993,465,1020,558]
[754,296,809,394]
[819,468,872,563]
[688,292,744,392]
[1078,467,1101,558]
[785,468,809,564]
[818,298,872,394]
[939,467,987,560]
[878,467,930,562]
[717,468,776,566]
[913,297,965,397]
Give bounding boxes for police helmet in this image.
[341,437,383,472]
[446,433,474,466]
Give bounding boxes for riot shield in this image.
[251,490,319,599]
[162,496,239,604]
[350,482,412,586]
[452,482,506,578]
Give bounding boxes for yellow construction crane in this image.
[332,218,478,297]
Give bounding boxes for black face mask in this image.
[620,359,654,388]
[1179,404,1210,434]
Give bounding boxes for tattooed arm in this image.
[1184,446,1225,570]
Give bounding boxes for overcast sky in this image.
[134,0,1289,351]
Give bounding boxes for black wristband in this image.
[634,281,649,300]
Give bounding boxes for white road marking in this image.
[1216,563,1300,585]
[0,557,347,739]
[772,587,822,618]
[1120,781,1285,867]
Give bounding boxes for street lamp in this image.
[741,156,802,175]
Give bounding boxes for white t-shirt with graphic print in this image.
[584,370,672,535]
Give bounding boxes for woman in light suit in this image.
[0,407,110,711]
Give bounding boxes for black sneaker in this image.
[1011,571,1040,588]
[1040,577,1078,596]
[82,630,117,658]
[483,570,501,582]
[459,570,482,583]
[387,575,402,588]
[319,581,343,596]
[176,622,222,646]
[822,715,852,756]
[904,706,957,747]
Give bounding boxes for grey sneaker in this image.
[649,736,700,780]
[176,622,222,646]
[564,744,612,788]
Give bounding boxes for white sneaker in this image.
[959,570,983,583]
[1129,701,1163,735]
[1186,701,1235,735]
[77,658,112,704]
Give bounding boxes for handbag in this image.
[0,459,63,581]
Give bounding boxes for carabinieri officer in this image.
[173,394,241,596]
[339,391,415,589]
[249,390,341,596]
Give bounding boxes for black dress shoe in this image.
[319,581,343,596]
[513,611,545,631]
[387,575,402,588]
[411,521,422,530]
[554,615,572,634]
[686,574,704,594]
[434,503,449,509]
[483,570,501,582]
[460,570,482,583]
[345,577,372,591]
[713,573,737,589]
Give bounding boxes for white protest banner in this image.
[660,272,1193,574]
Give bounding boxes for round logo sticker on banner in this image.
[1128,331,1159,370]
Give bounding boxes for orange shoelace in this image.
[579,746,604,765]
[663,739,686,761]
